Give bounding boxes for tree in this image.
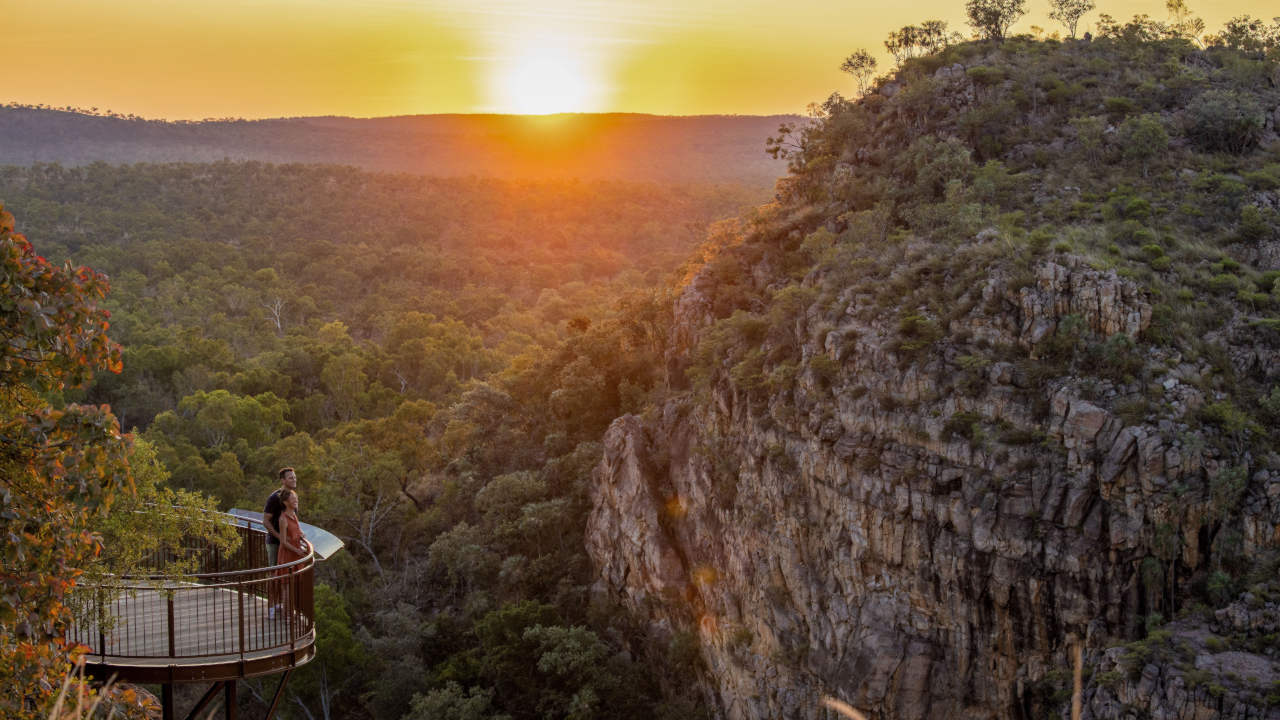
[1119,114,1169,177]
[0,204,135,719]
[321,351,368,423]
[917,20,954,53]
[839,49,878,96]
[885,26,923,64]
[1207,15,1280,56]
[966,0,1027,41]
[290,584,371,720]
[404,683,512,720]
[1048,0,1095,38]
[1165,0,1205,43]
[1184,89,1266,154]
[884,22,952,65]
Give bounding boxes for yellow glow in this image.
[490,43,606,114]
[5,0,1280,118]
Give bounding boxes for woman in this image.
[269,488,308,620]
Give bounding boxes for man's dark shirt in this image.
[263,489,283,545]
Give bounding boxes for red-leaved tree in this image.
[0,203,135,718]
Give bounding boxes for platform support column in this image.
[161,683,175,720]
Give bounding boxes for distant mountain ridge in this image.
[0,107,798,185]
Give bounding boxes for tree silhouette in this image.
[840,50,879,96]
[966,0,1027,41]
[1048,0,1095,38]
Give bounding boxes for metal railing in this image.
[67,510,315,666]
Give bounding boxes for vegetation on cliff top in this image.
[698,13,1279,455]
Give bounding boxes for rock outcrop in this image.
[586,35,1280,720]
[586,254,1280,719]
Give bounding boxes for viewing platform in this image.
[68,509,342,719]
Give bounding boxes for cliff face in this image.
[587,255,1280,719]
[584,32,1280,716]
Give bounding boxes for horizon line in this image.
[2,103,805,124]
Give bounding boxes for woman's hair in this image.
[279,488,297,505]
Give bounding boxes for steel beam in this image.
[183,681,224,720]
[264,669,292,720]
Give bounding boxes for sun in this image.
[490,43,605,115]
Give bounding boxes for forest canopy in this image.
[0,163,755,718]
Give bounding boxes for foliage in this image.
[966,0,1028,42]
[885,21,954,65]
[0,204,137,719]
[1118,114,1169,177]
[0,156,732,717]
[1048,0,1095,39]
[840,50,878,96]
[1207,15,1280,57]
[1183,89,1266,154]
[85,439,240,582]
[404,683,512,720]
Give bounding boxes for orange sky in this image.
[5,0,1274,119]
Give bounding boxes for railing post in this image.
[96,587,106,658]
[238,578,246,660]
[289,564,299,652]
[167,592,176,658]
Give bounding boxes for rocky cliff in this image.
[587,33,1280,720]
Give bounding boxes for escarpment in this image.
[588,34,1280,720]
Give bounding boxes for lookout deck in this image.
[67,513,331,695]
[73,581,315,683]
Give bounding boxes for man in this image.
[263,467,297,568]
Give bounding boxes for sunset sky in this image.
[7,0,1275,119]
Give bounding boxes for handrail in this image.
[69,506,317,669]
[97,509,313,581]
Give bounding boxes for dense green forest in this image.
[0,163,763,718]
[0,110,793,185]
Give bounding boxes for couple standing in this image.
[263,467,309,619]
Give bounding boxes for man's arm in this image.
[262,511,284,541]
[262,494,284,541]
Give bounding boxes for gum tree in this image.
[966,0,1027,41]
[1049,0,1095,38]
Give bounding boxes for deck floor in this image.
[74,583,310,667]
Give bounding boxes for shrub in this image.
[966,66,1007,86]
[1237,205,1271,242]
[943,411,985,442]
[1083,333,1144,381]
[1071,115,1106,161]
[895,314,943,353]
[809,353,840,389]
[960,100,1017,159]
[1208,273,1242,293]
[1184,89,1265,154]
[1104,96,1140,117]
[1119,114,1169,177]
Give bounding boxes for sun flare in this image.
[490,43,605,115]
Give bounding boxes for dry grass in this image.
[47,658,113,720]
[821,696,868,720]
[47,656,160,720]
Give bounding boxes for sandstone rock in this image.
[588,238,1273,720]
